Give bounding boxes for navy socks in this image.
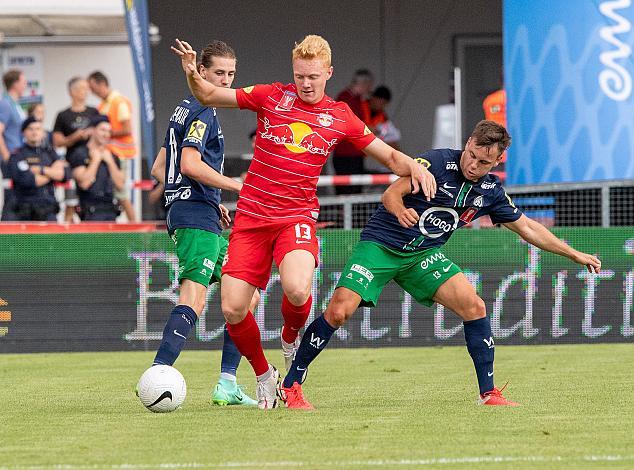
[220,324,242,376]
[463,316,495,395]
[283,314,337,388]
[153,305,198,366]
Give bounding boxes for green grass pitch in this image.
[1,344,633,469]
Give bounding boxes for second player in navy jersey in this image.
[281,121,602,409]
[163,96,225,234]
[144,40,260,407]
[361,148,520,251]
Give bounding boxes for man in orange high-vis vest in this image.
[88,71,137,222]
[482,89,507,164]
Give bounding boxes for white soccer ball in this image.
[137,365,187,413]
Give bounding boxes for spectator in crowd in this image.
[27,103,45,122]
[87,71,137,222]
[332,69,374,194]
[0,69,27,220]
[53,77,100,222]
[8,117,67,221]
[365,86,401,175]
[67,115,124,221]
[482,77,507,171]
[53,77,99,159]
[27,103,53,150]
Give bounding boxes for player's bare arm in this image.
[171,39,238,108]
[151,147,166,185]
[181,147,242,193]
[381,176,420,228]
[503,214,601,273]
[362,138,436,201]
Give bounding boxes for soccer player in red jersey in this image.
[172,35,437,409]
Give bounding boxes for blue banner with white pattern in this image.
[504,0,634,184]
[124,0,156,162]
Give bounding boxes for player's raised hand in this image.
[409,160,436,201]
[570,251,602,273]
[171,39,198,77]
[397,208,420,228]
[219,203,232,229]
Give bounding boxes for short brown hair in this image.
[199,40,236,69]
[470,120,511,156]
[3,70,23,91]
[292,35,331,67]
[87,71,109,86]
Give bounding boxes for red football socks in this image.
[226,312,269,376]
[281,294,312,344]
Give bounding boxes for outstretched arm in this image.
[171,39,238,108]
[503,214,601,273]
[362,138,436,201]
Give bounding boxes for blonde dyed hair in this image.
[292,35,332,67]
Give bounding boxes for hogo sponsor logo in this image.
[259,118,337,156]
[418,207,459,238]
[481,181,496,189]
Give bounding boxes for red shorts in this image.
[222,214,319,289]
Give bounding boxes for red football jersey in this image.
[235,82,376,222]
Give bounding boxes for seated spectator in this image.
[8,117,67,221]
[27,103,53,150]
[67,115,125,221]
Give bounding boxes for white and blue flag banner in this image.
[124,0,156,162]
[504,0,634,184]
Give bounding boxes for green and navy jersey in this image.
[163,95,225,234]
[360,149,522,251]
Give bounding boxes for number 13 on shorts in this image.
[295,223,312,242]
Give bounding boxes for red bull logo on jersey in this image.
[260,118,337,156]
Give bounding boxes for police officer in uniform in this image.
[67,115,125,221]
[8,116,67,221]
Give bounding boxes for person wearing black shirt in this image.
[67,115,124,221]
[8,117,67,221]
[53,77,99,221]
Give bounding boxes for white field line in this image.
[2,455,634,469]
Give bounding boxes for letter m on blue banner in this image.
[124,0,156,163]
[504,0,634,184]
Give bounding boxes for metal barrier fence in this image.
[221,179,633,230]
